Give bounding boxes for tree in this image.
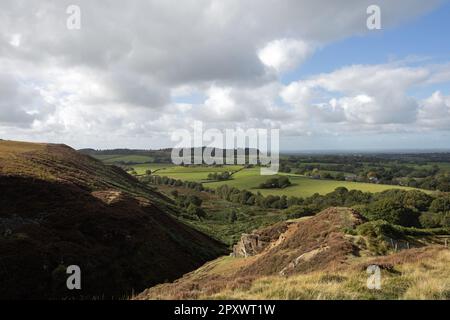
[363,198,420,227]
[437,175,450,192]
[419,212,443,228]
[279,195,287,209]
[229,210,237,223]
[186,195,202,207]
[367,171,378,179]
[278,176,291,188]
[429,196,450,213]
[335,172,345,181]
[186,203,206,218]
[284,205,315,219]
[402,190,433,212]
[258,176,291,189]
[145,169,152,175]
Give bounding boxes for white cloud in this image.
[9,33,21,47]
[258,39,313,72]
[418,91,450,129]
[202,87,239,121]
[281,64,429,126]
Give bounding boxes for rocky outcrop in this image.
[232,233,269,257]
[232,221,290,257]
[235,208,366,277]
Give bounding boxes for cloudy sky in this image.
[1,0,450,150]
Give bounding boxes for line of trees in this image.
[207,171,231,181]
[169,190,206,219]
[143,174,450,229]
[213,185,450,228]
[142,175,205,192]
[279,158,450,191]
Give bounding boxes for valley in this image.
[82,148,450,300]
[2,0,450,306]
[1,141,449,300]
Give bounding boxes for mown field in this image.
[206,168,416,197]
[131,164,418,198]
[132,164,244,181]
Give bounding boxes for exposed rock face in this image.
[232,221,290,257]
[232,233,268,257]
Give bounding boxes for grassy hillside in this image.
[154,184,287,246]
[0,140,162,198]
[136,207,450,300]
[0,140,227,299]
[140,248,449,300]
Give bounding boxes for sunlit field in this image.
[133,164,419,197]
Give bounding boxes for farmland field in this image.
[133,163,419,197]
[132,163,176,174]
[204,167,417,197]
[131,163,244,181]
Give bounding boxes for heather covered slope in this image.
[0,140,166,201]
[0,140,227,299]
[136,207,450,300]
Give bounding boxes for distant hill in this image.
[79,147,262,165]
[0,140,227,299]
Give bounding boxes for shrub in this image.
[207,171,231,181]
[283,205,315,219]
[419,212,443,228]
[429,196,450,213]
[228,210,237,223]
[186,203,206,218]
[258,176,291,189]
[362,198,420,227]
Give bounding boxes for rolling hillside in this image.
[0,140,227,299]
[136,207,450,300]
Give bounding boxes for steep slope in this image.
[0,140,227,299]
[233,207,364,277]
[136,207,449,299]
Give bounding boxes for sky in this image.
[0,0,450,151]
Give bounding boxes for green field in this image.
[131,164,244,181]
[204,168,417,197]
[135,163,419,197]
[132,163,176,174]
[419,162,450,172]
